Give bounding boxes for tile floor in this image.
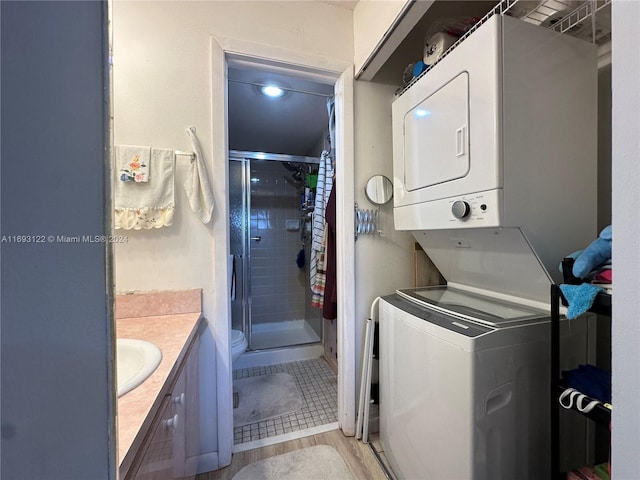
[232,357,338,445]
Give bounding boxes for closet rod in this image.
[228,79,334,98]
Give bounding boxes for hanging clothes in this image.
[310,150,334,308]
[311,96,337,311]
[322,179,337,320]
[311,228,328,309]
[312,151,334,249]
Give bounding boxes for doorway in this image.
[210,37,355,467]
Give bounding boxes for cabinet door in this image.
[184,337,200,469]
[173,338,200,480]
[172,368,187,479]
[134,395,174,479]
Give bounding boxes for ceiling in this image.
[227,65,335,157]
[227,0,358,158]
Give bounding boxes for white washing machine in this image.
[377,227,593,479]
[379,287,554,480]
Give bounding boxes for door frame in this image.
[210,36,355,468]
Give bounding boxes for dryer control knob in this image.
[451,200,471,219]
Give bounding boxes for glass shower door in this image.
[229,159,248,340]
[229,155,322,351]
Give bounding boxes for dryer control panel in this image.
[394,189,502,230]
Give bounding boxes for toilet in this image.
[231,329,248,364]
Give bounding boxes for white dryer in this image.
[391,13,598,283]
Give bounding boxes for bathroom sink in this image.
[116,339,162,397]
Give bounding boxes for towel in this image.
[184,126,214,224]
[116,145,150,183]
[311,229,328,309]
[114,148,175,230]
[312,151,334,251]
[561,364,611,403]
[296,248,306,269]
[560,283,604,319]
[567,466,609,480]
[310,150,333,296]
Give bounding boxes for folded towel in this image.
[562,364,611,403]
[560,283,604,319]
[567,466,608,480]
[184,126,214,224]
[593,266,612,284]
[116,145,150,183]
[114,148,175,230]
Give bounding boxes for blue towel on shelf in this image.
[562,364,611,403]
[560,283,604,319]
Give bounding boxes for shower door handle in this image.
[250,236,261,243]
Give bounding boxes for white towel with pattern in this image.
[114,148,175,229]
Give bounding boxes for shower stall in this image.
[229,150,323,351]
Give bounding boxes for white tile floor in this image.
[232,357,337,445]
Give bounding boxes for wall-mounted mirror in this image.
[364,175,393,205]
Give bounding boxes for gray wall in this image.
[1,2,114,479]
[611,2,640,478]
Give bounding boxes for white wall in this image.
[611,2,640,478]
[111,0,353,468]
[353,0,409,73]
[112,0,353,317]
[0,2,114,479]
[353,80,414,390]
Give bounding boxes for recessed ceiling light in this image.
[261,85,284,98]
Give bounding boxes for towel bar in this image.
[175,150,195,159]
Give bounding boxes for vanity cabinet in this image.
[123,330,200,480]
[133,395,174,479]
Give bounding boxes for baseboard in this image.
[232,422,340,453]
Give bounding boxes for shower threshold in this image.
[250,319,321,350]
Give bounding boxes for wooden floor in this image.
[196,428,388,480]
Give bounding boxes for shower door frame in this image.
[230,150,321,352]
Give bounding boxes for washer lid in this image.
[412,227,553,305]
[397,286,548,327]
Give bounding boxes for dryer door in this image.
[404,71,470,191]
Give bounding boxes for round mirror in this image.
[364,175,393,205]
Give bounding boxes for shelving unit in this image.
[393,0,611,96]
[550,283,611,479]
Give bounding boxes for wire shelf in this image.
[397,0,611,98]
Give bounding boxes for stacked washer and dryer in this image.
[380,13,598,480]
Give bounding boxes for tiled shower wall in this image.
[250,161,318,327]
